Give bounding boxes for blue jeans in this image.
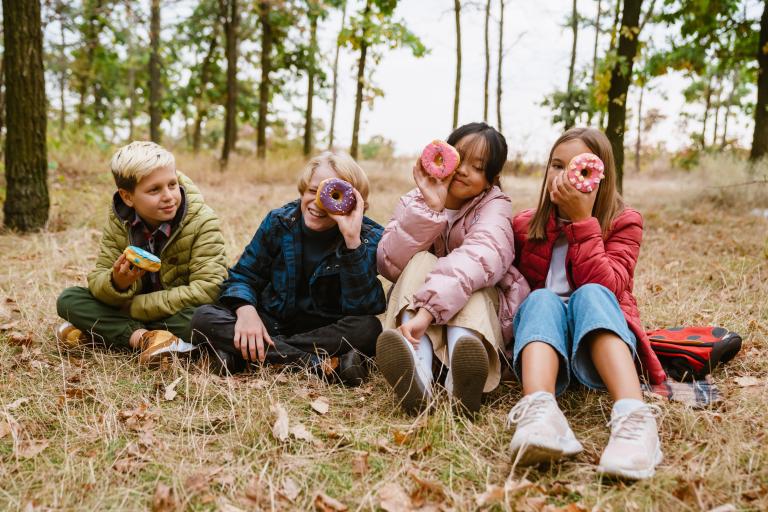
[512,284,637,396]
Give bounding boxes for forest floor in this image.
[0,150,766,511]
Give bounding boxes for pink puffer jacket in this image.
[377,186,530,342]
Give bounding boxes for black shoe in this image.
[208,348,245,376]
[336,350,369,387]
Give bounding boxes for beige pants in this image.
[383,251,503,392]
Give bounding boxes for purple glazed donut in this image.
[315,177,356,215]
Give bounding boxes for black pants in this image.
[190,304,381,371]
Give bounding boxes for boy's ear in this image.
[118,188,134,208]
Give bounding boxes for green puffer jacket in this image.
[87,172,228,322]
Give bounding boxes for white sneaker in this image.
[376,329,432,415]
[507,392,584,466]
[597,404,663,480]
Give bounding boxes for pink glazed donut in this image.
[315,177,356,215]
[420,140,461,179]
[566,153,605,193]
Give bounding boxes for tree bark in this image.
[751,0,768,161]
[257,0,273,160]
[701,74,713,149]
[149,0,162,143]
[303,10,318,157]
[193,31,218,153]
[58,2,66,137]
[453,0,462,129]
[328,1,347,150]
[221,0,239,165]
[564,0,579,129]
[2,0,49,231]
[496,0,504,131]
[605,0,643,193]
[721,69,738,149]
[588,0,602,125]
[350,0,371,160]
[635,81,644,174]
[483,0,491,122]
[599,0,623,129]
[0,53,5,138]
[76,0,102,127]
[712,75,722,148]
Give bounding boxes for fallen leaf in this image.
[352,452,370,477]
[16,439,49,458]
[119,402,155,432]
[151,482,177,512]
[7,331,34,347]
[378,482,411,512]
[290,422,315,442]
[280,477,300,502]
[735,376,761,387]
[184,472,212,495]
[271,403,289,442]
[393,429,412,446]
[408,469,446,505]
[475,479,536,508]
[164,376,184,401]
[6,397,30,410]
[310,396,330,415]
[0,416,20,438]
[243,476,268,508]
[314,491,348,511]
[0,320,20,331]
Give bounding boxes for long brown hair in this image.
[528,127,624,241]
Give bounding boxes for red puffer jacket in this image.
[512,208,666,385]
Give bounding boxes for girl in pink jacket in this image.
[376,122,530,416]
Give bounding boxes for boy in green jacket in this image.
[56,141,228,365]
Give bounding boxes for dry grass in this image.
[0,150,767,511]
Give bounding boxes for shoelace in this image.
[607,404,662,442]
[507,394,552,428]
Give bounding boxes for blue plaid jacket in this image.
[219,199,386,321]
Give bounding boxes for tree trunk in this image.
[0,53,5,137]
[605,0,643,193]
[328,1,347,150]
[2,0,49,231]
[257,0,273,160]
[496,0,504,131]
[600,0,623,129]
[350,0,371,160]
[721,69,738,149]
[193,31,218,153]
[701,74,713,149]
[588,0,601,124]
[149,0,162,143]
[453,0,462,129]
[751,2,768,161]
[564,0,579,129]
[76,0,102,127]
[222,0,239,165]
[712,76,722,148]
[58,3,66,137]
[635,81,644,174]
[303,11,318,157]
[483,0,491,122]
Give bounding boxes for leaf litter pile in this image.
[1,156,767,510]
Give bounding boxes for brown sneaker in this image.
[55,322,89,349]
[138,330,198,366]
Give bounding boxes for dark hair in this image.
[446,122,508,185]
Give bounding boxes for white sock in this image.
[446,325,481,360]
[400,310,433,380]
[612,398,646,417]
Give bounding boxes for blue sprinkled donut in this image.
[315,178,356,215]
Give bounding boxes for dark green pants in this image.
[56,286,194,349]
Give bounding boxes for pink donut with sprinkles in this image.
[566,153,605,193]
[420,140,461,179]
[315,177,356,215]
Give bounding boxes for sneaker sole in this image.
[376,330,429,415]
[511,442,565,466]
[597,448,663,480]
[450,336,488,415]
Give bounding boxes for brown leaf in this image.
[279,477,300,502]
[352,452,370,477]
[314,491,348,512]
[290,422,315,443]
[7,331,34,347]
[243,476,269,508]
[16,439,49,459]
[119,402,155,432]
[393,429,412,446]
[378,482,411,512]
[310,396,330,415]
[184,472,212,495]
[0,416,20,439]
[151,482,177,512]
[112,456,146,474]
[164,376,184,401]
[271,402,290,442]
[475,479,536,508]
[408,469,446,505]
[735,376,761,387]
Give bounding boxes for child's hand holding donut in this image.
[111,253,147,291]
[549,171,597,222]
[329,189,365,249]
[413,158,450,212]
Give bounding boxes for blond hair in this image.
[528,127,625,241]
[297,151,371,208]
[110,141,175,191]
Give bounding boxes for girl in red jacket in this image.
[507,127,666,480]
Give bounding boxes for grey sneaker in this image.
[597,404,663,480]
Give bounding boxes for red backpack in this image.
[647,326,742,381]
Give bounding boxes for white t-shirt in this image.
[444,208,460,239]
[545,230,574,302]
